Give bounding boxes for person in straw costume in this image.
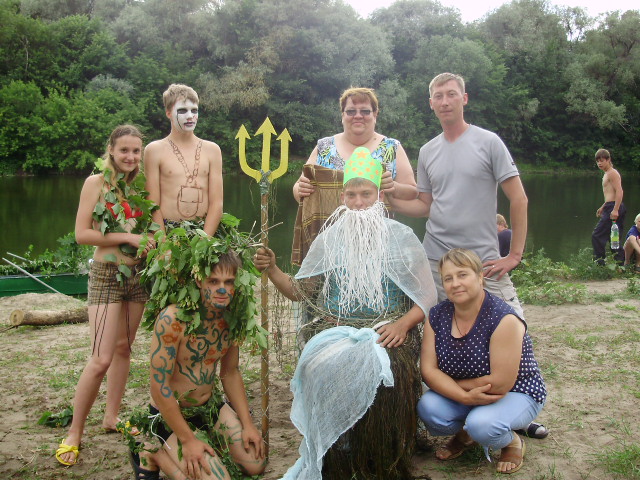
[255,148,437,479]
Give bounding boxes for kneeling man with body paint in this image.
[129,251,266,480]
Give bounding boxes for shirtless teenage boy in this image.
[592,148,626,265]
[129,252,266,480]
[145,84,223,236]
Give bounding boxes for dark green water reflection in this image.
[1,173,638,266]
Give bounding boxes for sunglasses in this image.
[344,109,373,117]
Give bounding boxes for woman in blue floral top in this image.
[293,87,417,203]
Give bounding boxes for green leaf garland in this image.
[141,214,265,348]
[91,168,161,261]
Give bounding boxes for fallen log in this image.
[10,307,88,327]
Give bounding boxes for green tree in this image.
[0,80,44,173]
[477,0,576,164]
[564,10,640,168]
[19,0,91,20]
[370,0,464,79]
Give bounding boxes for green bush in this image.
[511,248,624,306]
[0,232,93,276]
[565,248,619,281]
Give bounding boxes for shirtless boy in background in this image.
[592,148,626,265]
[145,84,223,236]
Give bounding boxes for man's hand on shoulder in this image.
[376,321,409,348]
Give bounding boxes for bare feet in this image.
[435,430,475,461]
[496,432,525,474]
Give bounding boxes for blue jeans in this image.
[417,390,543,451]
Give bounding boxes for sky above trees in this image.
[346,0,639,22]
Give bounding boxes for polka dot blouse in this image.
[429,291,546,404]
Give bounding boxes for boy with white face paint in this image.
[145,84,223,236]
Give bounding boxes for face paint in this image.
[199,270,235,313]
[171,99,198,131]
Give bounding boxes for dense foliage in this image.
[91,168,160,259]
[140,214,268,348]
[509,247,635,305]
[0,232,93,276]
[1,0,639,173]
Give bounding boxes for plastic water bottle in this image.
[610,223,620,250]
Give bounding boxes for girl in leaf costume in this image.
[56,125,160,467]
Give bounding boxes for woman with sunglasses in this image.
[418,248,546,475]
[293,87,416,202]
[291,87,417,266]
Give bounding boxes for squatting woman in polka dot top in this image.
[417,248,546,475]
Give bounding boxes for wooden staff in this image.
[237,117,290,458]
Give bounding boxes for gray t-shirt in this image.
[417,125,519,262]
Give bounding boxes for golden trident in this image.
[236,117,290,458]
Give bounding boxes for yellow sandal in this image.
[55,440,79,466]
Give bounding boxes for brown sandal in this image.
[436,432,475,461]
[497,435,526,474]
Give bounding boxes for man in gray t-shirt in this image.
[390,73,549,445]
[390,73,528,317]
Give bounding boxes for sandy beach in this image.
[1,278,638,479]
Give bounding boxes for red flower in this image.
[106,201,143,220]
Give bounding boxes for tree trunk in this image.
[10,307,88,326]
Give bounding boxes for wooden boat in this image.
[0,272,88,297]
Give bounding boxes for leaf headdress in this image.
[141,214,267,348]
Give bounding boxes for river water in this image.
[1,172,638,266]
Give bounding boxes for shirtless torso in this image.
[145,294,265,479]
[78,174,145,266]
[601,167,621,203]
[150,304,231,408]
[145,134,223,235]
[595,156,623,220]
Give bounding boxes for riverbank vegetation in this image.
[3,230,638,312]
[0,233,92,276]
[1,0,639,174]
[511,247,640,305]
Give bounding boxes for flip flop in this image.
[497,435,526,474]
[129,444,160,480]
[516,421,549,439]
[435,432,476,461]
[105,420,140,436]
[55,441,79,466]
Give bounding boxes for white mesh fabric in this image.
[296,217,437,317]
[280,326,393,480]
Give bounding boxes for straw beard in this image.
[320,200,390,319]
